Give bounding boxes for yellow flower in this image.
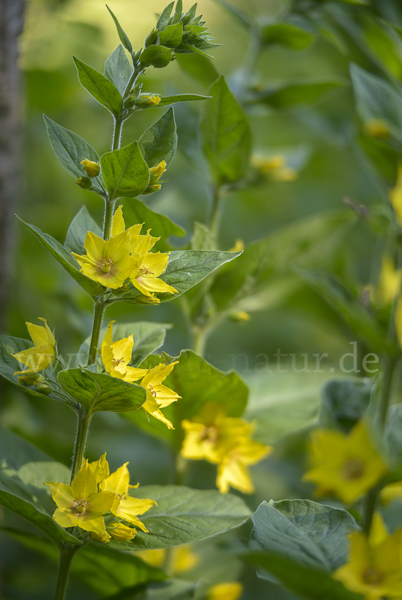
[303,420,388,504]
[12,318,56,376]
[100,462,156,530]
[181,405,270,494]
[80,158,100,177]
[216,437,270,494]
[131,251,177,298]
[136,95,161,107]
[144,160,167,194]
[107,521,137,541]
[377,255,401,305]
[229,239,244,252]
[364,118,390,139]
[72,231,139,289]
[389,165,402,226]
[138,362,181,429]
[45,461,115,536]
[381,482,402,506]
[334,518,402,599]
[101,321,149,382]
[251,154,285,172]
[233,311,251,322]
[205,582,243,600]
[137,545,200,574]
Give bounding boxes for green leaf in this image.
[101,142,150,199]
[245,552,362,600]
[159,22,183,48]
[106,6,133,53]
[2,528,167,596]
[43,115,105,194]
[19,217,104,298]
[158,93,211,107]
[140,108,178,168]
[123,199,185,252]
[201,76,251,185]
[57,369,146,413]
[108,579,197,600]
[64,206,102,255]
[99,485,251,550]
[253,80,346,109]
[140,46,174,69]
[250,499,359,572]
[320,379,372,433]
[351,64,402,142]
[116,250,242,305]
[73,57,123,117]
[385,404,402,469]
[104,44,132,95]
[176,54,219,90]
[191,222,217,250]
[260,22,314,50]
[156,2,175,30]
[0,427,81,548]
[296,268,395,354]
[0,335,75,408]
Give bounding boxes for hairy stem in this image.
[54,546,76,600]
[103,198,116,241]
[87,299,105,366]
[70,409,92,482]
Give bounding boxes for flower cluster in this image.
[102,321,180,429]
[72,205,177,302]
[46,454,156,542]
[180,404,270,494]
[303,420,388,504]
[12,318,56,379]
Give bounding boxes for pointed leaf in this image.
[98,485,251,550]
[101,142,150,199]
[261,22,314,50]
[104,44,132,95]
[201,76,251,185]
[159,22,183,48]
[124,199,185,251]
[0,427,81,547]
[58,369,146,413]
[320,379,372,434]
[156,2,175,30]
[159,93,211,106]
[64,206,102,255]
[73,57,123,117]
[140,108,178,168]
[43,115,104,194]
[18,217,104,298]
[140,46,174,69]
[106,5,133,53]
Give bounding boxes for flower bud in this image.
[145,28,158,47]
[76,176,93,190]
[364,118,390,139]
[135,95,161,108]
[80,158,100,177]
[135,293,160,305]
[229,311,251,322]
[18,373,45,386]
[108,521,136,541]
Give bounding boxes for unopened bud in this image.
[142,184,162,195]
[18,373,45,386]
[135,95,161,108]
[229,311,251,322]
[76,176,93,190]
[80,158,100,177]
[124,95,136,109]
[364,119,390,139]
[149,160,167,182]
[135,293,160,305]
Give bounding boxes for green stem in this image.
[112,117,123,152]
[362,488,378,536]
[103,199,116,241]
[379,356,396,428]
[192,326,208,357]
[70,409,92,482]
[54,546,76,600]
[208,186,222,237]
[87,299,105,366]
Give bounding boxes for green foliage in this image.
[320,379,372,433]
[106,6,133,54]
[104,45,132,95]
[140,108,178,167]
[260,22,314,50]
[64,206,102,255]
[103,485,251,550]
[73,57,123,116]
[201,76,251,186]
[101,142,150,198]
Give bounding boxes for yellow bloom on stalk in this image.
[145,160,167,194]
[364,118,390,139]
[138,362,181,430]
[303,420,388,504]
[251,154,297,182]
[205,582,243,600]
[12,318,56,376]
[110,205,177,300]
[389,165,402,226]
[80,158,100,177]
[181,405,270,494]
[381,482,402,506]
[377,255,401,305]
[72,231,139,289]
[101,321,148,382]
[334,514,402,599]
[137,544,200,574]
[100,461,156,531]
[45,461,115,536]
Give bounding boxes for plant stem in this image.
[208,186,222,238]
[54,546,76,600]
[112,117,123,152]
[192,326,208,357]
[379,356,396,428]
[70,409,92,482]
[103,198,116,241]
[362,488,378,536]
[87,299,105,366]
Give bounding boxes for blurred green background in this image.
[1,0,397,597]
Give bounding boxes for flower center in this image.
[341,458,365,480]
[200,426,218,444]
[71,499,89,515]
[137,267,153,277]
[148,384,157,398]
[362,566,383,586]
[100,258,114,274]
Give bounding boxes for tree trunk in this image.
[0,0,25,332]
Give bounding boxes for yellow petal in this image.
[88,453,110,484]
[141,362,178,387]
[206,582,243,600]
[143,396,175,429]
[13,344,56,375]
[111,205,126,237]
[142,252,170,277]
[26,319,55,348]
[108,522,137,541]
[133,275,177,296]
[116,496,156,530]
[84,231,106,261]
[88,490,116,514]
[217,457,254,494]
[77,514,108,536]
[71,461,98,499]
[45,482,75,509]
[53,508,78,528]
[123,366,150,383]
[102,463,130,496]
